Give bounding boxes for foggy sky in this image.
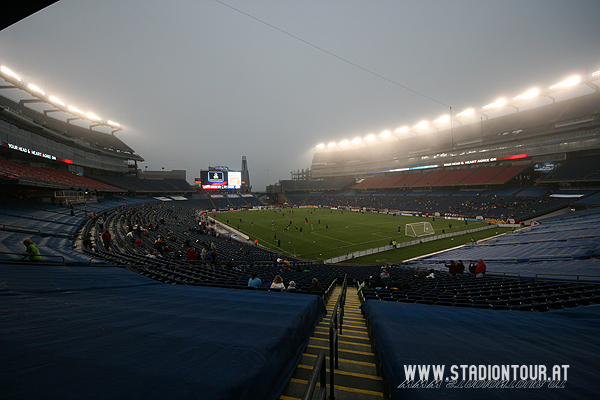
[0,0,599,190]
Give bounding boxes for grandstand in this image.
[2,55,600,398]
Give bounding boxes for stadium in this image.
[2,4,600,400]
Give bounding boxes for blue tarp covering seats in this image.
[0,265,326,400]
[362,301,600,399]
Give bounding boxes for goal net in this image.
[405,221,435,237]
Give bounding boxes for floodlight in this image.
[413,121,428,129]
[49,96,65,107]
[513,89,539,100]
[364,134,375,141]
[592,70,600,77]
[457,109,474,117]
[327,142,336,147]
[434,115,450,124]
[107,120,120,127]
[68,105,84,115]
[27,83,45,96]
[483,98,506,109]
[86,112,101,121]
[395,126,409,134]
[0,66,21,81]
[379,130,391,138]
[339,140,349,146]
[351,137,361,144]
[550,75,580,89]
[315,143,325,149]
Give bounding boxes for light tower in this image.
[241,156,251,192]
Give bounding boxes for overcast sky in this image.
[0,0,599,190]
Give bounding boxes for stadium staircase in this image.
[280,286,387,400]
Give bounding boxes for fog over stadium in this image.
[0,0,598,190]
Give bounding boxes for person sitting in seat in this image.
[286,281,297,292]
[270,275,286,291]
[248,272,262,288]
[308,278,324,293]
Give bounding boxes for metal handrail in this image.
[0,251,65,266]
[486,271,521,280]
[303,274,347,400]
[328,274,347,399]
[302,351,327,400]
[535,273,600,286]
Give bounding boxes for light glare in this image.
[49,96,65,107]
[107,120,120,127]
[68,106,84,115]
[483,98,506,109]
[327,142,336,147]
[414,121,428,129]
[364,134,375,141]
[315,143,325,149]
[395,126,409,134]
[550,75,580,89]
[351,137,361,144]
[457,108,474,117]
[379,130,391,138]
[339,140,349,146]
[434,115,450,124]
[513,89,539,100]
[86,112,101,121]
[27,83,45,96]
[0,65,21,81]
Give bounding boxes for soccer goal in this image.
[405,221,435,237]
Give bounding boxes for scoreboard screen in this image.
[200,170,242,189]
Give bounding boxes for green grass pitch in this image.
[211,208,506,263]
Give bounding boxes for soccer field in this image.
[211,208,495,262]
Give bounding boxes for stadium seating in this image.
[0,159,120,190]
[538,154,600,183]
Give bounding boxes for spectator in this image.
[263,276,273,289]
[445,260,459,277]
[101,229,112,250]
[380,269,390,279]
[457,260,465,275]
[476,259,487,278]
[286,281,297,292]
[146,249,161,259]
[186,246,197,260]
[370,275,385,289]
[469,260,476,277]
[426,269,436,279]
[248,272,262,288]
[82,233,94,252]
[21,238,41,262]
[270,275,286,290]
[308,278,323,293]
